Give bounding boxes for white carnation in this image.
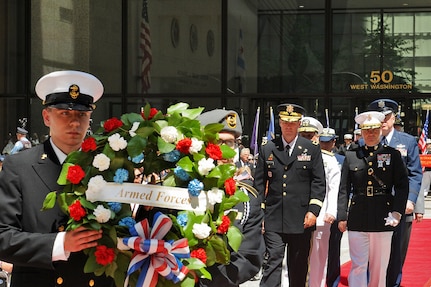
[189,138,204,154]
[198,158,215,176]
[108,133,128,151]
[87,175,107,192]
[93,205,112,223]
[192,223,212,239]
[92,153,111,171]
[160,126,178,143]
[207,187,224,206]
[129,122,140,137]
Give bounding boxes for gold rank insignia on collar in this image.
[41,153,48,160]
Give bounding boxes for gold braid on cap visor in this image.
[360,123,382,130]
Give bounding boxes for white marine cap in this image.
[355,111,385,130]
[298,116,323,134]
[35,70,103,111]
[344,134,353,140]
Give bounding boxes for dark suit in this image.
[0,140,114,287]
[254,136,326,286]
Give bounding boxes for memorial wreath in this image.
[42,102,248,287]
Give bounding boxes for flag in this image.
[418,109,429,154]
[140,0,152,94]
[236,28,246,93]
[267,106,275,141]
[250,107,260,157]
[354,107,359,130]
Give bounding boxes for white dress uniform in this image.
[308,150,340,287]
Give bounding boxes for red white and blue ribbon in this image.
[123,212,190,287]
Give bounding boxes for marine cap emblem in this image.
[378,100,385,108]
[226,113,237,129]
[69,84,80,99]
[302,119,310,126]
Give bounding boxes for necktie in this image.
[286,144,291,157]
[382,136,388,145]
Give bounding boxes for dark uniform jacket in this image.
[199,179,265,287]
[0,140,114,287]
[338,144,409,232]
[254,136,326,233]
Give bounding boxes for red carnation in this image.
[206,143,222,160]
[217,215,231,234]
[190,248,207,264]
[103,117,123,132]
[141,107,159,120]
[69,200,86,221]
[94,245,116,266]
[81,137,97,152]
[224,178,236,196]
[176,138,192,154]
[66,165,86,184]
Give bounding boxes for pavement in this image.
[240,195,431,287]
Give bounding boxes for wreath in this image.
[42,102,248,287]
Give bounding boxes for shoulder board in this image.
[312,140,319,145]
[321,149,334,156]
[236,181,259,198]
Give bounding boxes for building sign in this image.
[350,70,413,91]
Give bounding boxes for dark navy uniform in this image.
[200,180,265,287]
[0,141,114,287]
[255,135,326,286]
[338,144,408,286]
[339,144,408,231]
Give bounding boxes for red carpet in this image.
[340,219,431,287]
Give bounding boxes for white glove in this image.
[384,212,401,227]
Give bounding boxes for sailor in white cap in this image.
[9,127,32,155]
[298,116,323,141]
[308,126,341,287]
[0,70,114,287]
[337,111,409,287]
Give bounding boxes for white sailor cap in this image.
[355,111,385,130]
[298,117,323,134]
[35,70,103,111]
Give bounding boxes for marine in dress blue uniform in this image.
[367,99,423,287]
[255,104,326,287]
[197,109,265,287]
[338,111,409,287]
[0,71,114,287]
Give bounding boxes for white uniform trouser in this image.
[308,223,331,287]
[348,231,393,287]
[420,170,431,196]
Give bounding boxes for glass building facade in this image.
[1,0,431,149]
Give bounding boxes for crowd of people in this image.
[0,69,427,287]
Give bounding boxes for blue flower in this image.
[119,216,136,229]
[114,168,129,183]
[129,153,144,164]
[188,179,204,197]
[163,150,180,162]
[177,213,188,227]
[107,202,122,213]
[174,166,190,181]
